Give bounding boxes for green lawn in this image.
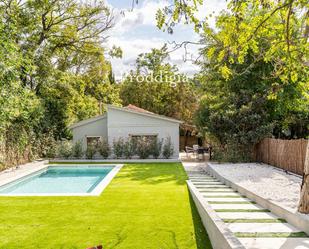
[0,163,212,249]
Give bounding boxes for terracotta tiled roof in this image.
[124,104,154,114]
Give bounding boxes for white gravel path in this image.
[208,163,302,211]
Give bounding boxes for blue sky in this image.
[106,0,227,79]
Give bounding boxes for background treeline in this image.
[0,0,200,169]
[0,0,122,168]
[1,0,308,169]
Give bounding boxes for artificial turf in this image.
[0,163,212,249]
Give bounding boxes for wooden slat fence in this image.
[179,136,199,151]
[254,138,308,175]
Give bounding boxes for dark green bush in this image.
[72,140,84,159]
[136,137,152,159]
[85,143,96,159]
[98,139,110,159]
[58,140,72,159]
[151,137,163,159]
[123,138,134,159]
[162,136,174,159]
[113,138,125,158]
[212,141,254,163]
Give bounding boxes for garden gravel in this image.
[208,163,302,211]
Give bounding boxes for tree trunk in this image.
[298,141,309,213]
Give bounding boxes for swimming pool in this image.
[0,165,122,196]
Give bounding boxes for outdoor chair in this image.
[185,146,195,158]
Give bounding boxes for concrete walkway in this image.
[183,162,309,249]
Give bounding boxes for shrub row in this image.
[56,136,174,159]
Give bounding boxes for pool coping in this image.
[50,159,181,163]
[0,163,123,197]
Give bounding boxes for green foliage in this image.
[113,138,125,159]
[151,137,163,159]
[155,0,308,141]
[195,53,275,161]
[97,139,110,159]
[38,132,58,159]
[0,0,121,168]
[123,138,135,159]
[136,137,152,159]
[162,136,174,159]
[155,0,202,34]
[109,46,123,58]
[72,140,84,159]
[186,0,309,161]
[85,143,96,159]
[58,140,73,159]
[0,13,46,167]
[156,0,308,85]
[211,143,254,163]
[120,45,199,124]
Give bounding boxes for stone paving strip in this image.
[187,171,309,249]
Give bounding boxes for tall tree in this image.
[120,45,199,123]
[154,0,309,212]
[299,142,309,213]
[0,0,121,166]
[155,0,308,111]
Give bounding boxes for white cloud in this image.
[196,0,227,28]
[108,36,165,79]
[110,0,169,35]
[105,0,227,79]
[109,36,200,80]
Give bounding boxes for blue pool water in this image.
[0,166,113,194]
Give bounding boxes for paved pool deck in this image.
[0,160,48,187]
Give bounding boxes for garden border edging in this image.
[49,159,181,163]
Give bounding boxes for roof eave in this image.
[107,105,183,124]
[69,114,107,129]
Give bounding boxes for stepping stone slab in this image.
[188,175,210,177]
[210,203,264,210]
[238,238,309,249]
[190,177,215,180]
[192,182,223,185]
[190,180,221,182]
[206,197,252,202]
[235,232,308,238]
[195,186,230,189]
[223,218,287,223]
[215,209,270,212]
[200,189,235,192]
[208,201,255,204]
[228,223,301,233]
[203,192,242,196]
[192,182,224,185]
[216,212,281,220]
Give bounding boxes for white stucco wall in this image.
[72,116,107,150]
[107,107,180,158]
